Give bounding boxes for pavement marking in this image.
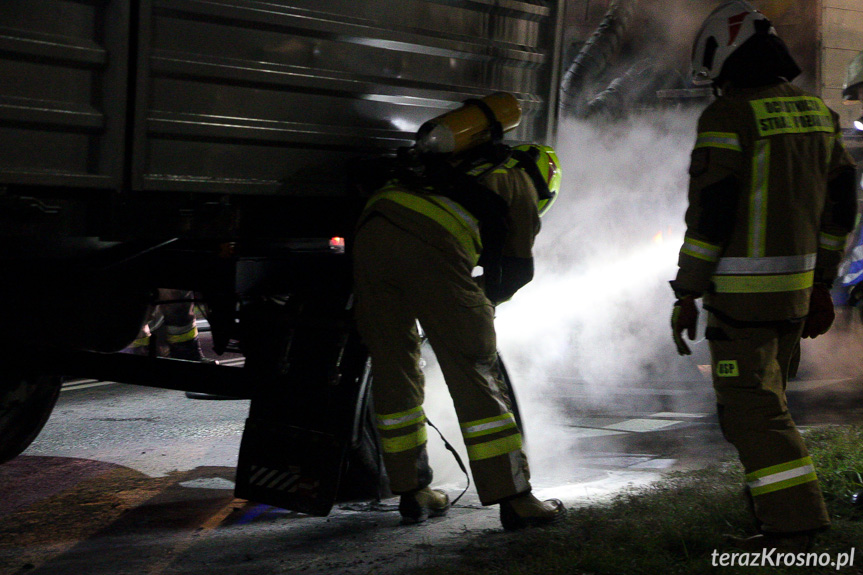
[649,412,709,419]
[602,418,682,433]
[563,427,628,439]
[62,380,116,392]
[179,477,236,490]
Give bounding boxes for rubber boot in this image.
[398,487,451,525]
[499,492,565,531]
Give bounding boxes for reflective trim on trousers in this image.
[380,426,428,454]
[746,456,819,497]
[819,231,847,251]
[376,406,426,431]
[466,433,523,461]
[166,326,198,344]
[461,413,518,439]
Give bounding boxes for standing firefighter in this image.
[353,93,566,529]
[670,2,857,551]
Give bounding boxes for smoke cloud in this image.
[421,107,710,490]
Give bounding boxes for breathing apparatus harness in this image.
[358,97,552,301]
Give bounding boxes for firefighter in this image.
[127,289,206,360]
[353,97,565,530]
[837,52,863,306]
[670,1,857,552]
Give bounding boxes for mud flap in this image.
[235,417,347,517]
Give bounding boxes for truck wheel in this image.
[0,373,62,464]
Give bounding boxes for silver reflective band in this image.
[747,464,816,491]
[714,254,816,275]
[462,414,516,437]
[378,410,424,429]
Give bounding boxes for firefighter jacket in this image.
[358,158,542,303]
[674,81,857,323]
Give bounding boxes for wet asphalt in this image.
[1,328,862,575]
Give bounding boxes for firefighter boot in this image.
[499,492,566,531]
[398,487,451,525]
[725,532,814,552]
[170,338,206,361]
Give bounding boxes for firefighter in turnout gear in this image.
[353,94,565,529]
[671,1,857,551]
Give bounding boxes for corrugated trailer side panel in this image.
[0,0,129,190]
[132,0,563,198]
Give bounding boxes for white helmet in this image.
[691,1,773,85]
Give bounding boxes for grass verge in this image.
[410,425,863,575]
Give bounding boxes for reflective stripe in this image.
[819,232,847,251]
[746,457,818,497]
[166,326,198,344]
[681,236,722,263]
[461,413,517,439]
[380,426,428,454]
[714,254,816,275]
[751,96,834,137]
[376,406,425,431]
[466,433,523,461]
[365,187,482,264]
[749,140,770,257]
[713,271,814,293]
[694,131,743,152]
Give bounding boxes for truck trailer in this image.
[0,0,565,515]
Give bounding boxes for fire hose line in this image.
[560,0,639,116]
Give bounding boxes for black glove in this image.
[802,283,835,339]
[671,296,698,355]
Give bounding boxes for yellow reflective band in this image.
[461,413,517,439]
[681,236,722,263]
[365,188,482,264]
[748,140,770,257]
[466,433,523,461]
[380,426,428,454]
[819,232,847,251]
[131,336,150,348]
[166,327,198,344]
[694,131,742,152]
[715,360,739,377]
[746,457,818,497]
[751,96,834,137]
[376,406,425,431]
[712,271,814,294]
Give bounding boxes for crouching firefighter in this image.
[352,92,566,530]
[670,2,857,552]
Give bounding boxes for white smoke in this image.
[421,107,708,489]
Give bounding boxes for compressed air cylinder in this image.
[415,92,521,154]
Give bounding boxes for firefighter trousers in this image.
[353,215,531,504]
[706,313,830,534]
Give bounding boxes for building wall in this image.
[820,0,863,129]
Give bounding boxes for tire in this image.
[0,372,62,464]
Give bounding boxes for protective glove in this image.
[802,283,835,339]
[671,296,698,355]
